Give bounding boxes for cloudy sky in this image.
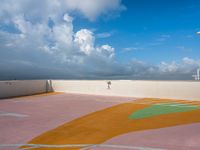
[0,0,200,80]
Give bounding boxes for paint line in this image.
[132,99,200,105]
[0,144,92,150]
[129,102,200,107]
[80,144,98,150]
[98,144,165,150]
[0,112,29,118]
[0,144,165,150]
[132,101,200,104]
[154,103,200,108]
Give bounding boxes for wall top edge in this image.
[0,80,199,83]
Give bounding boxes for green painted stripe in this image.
[129,103,200,119]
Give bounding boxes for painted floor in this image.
[0,93,200,150]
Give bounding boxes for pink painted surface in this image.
[1,93,200,150]
[0,93,135,149]
[92,123,200,150]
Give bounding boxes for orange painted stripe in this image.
[24,98,200,150]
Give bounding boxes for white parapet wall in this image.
[52,80,200,100]
[0,80,52,99]
[0,80,200,100]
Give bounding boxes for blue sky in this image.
[0,0,200,80]
[74,0,200,63]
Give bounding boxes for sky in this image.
[0,0,200,80]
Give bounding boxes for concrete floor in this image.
[0,93,134,150]
[0,93,200,150]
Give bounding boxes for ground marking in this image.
[129,102,200,107]
[0,112,29,117]
[0,144,164,150]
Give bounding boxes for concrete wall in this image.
[0,80,52,99]
[0,80,199,100]
[52,80,200,100]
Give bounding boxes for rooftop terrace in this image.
[0,80,200,150]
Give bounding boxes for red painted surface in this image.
[0,93,134,149]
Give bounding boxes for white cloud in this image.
[63,13,73,22]
[74,29,115,57]
[0,0,120,61]
[53,15,74,49]
[158,57,200,75]
[97,45,115,58]
[122,47,143,52]
[0,0,199,80]
[64,0,125,21]
[74,29,95,55]
[176,46,192,51]
[159,61,178,73]
[183,57,197,65]
[0,3,116,75]
[96,32,112,38]
[0,0,125,22]
[156,34,171,42]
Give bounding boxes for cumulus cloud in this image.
[122,58,200,80]
[0,0,125,22]
[158,57,200,74]
[64,0,126,21]
[97,45,115,58]
[159,61,178,73]
[0,0,199,80]
[74,29,95,55]
[0,0,120,80]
